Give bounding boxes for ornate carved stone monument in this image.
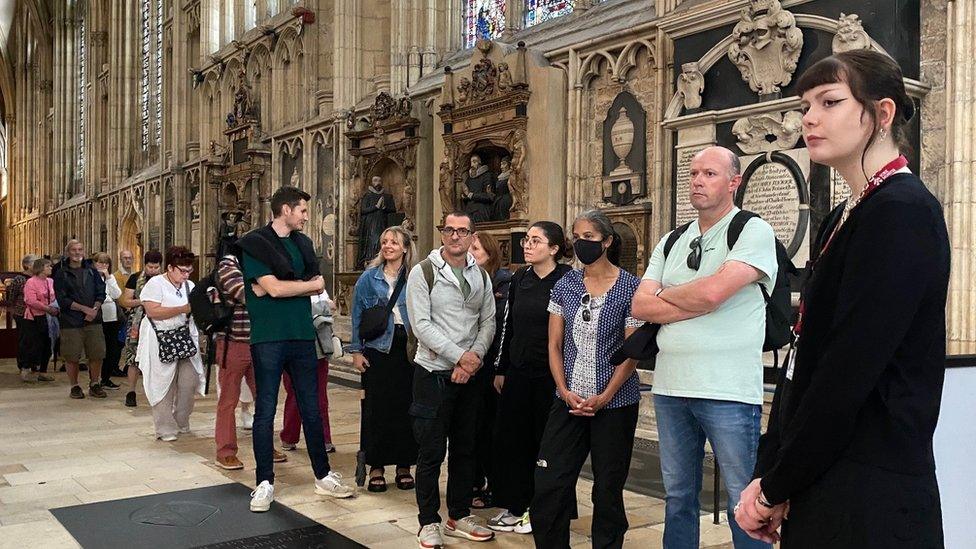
[727,0,804,96]
[345,91,420,271]
[832,13,872,53]
[437,40,530,226]
[676,62,704,110]
[732,111,803,154]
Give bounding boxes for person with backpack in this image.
[631,146,778,549]
[406,211,497,548]
[348,226,418,493]
[206,249,289,470]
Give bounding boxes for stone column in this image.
[944,0,976,354]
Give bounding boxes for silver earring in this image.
[879,128,887,143]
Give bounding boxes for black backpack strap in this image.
[662,222,693,258]
[727,210,769,303]
[727,210,759,251]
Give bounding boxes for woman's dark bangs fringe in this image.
[795,56,849,97]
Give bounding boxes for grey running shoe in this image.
[417,523,444,549]
[444,515,494,542]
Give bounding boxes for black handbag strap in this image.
[386,269,407,313]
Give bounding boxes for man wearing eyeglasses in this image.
[632,146,777,549]
[406,211,497,548]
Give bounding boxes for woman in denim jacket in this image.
[350,225,419,492]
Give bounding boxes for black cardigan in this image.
[236,223,320,281]
[755,173,951,505]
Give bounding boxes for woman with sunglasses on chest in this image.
[531,209,642,549]
[735,51,951,548]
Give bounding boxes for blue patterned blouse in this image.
[547,268,642,409]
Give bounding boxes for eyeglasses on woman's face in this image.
[175,266,194,276]
[520,236,550,249]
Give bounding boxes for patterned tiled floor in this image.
[0,359,735,548]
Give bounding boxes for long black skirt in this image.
[362,325,418,467]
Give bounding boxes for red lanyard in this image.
[793,156,909,337]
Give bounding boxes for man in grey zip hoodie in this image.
[406,211,497,546]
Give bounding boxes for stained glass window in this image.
[154,0,162,148]
[465,0,506,48]
[140,0,151,150]
[140,0,163,152]
[77,13,87,180]
[525,0,576,28]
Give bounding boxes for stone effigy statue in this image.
[217,210,243,258]
[356,175,397,269]
[462,154,495,224]
[491,157,513,221]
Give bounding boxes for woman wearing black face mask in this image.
[530,209,642,549]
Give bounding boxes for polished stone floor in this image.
[0,359,735,548]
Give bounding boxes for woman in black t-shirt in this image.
[486,221,573,535]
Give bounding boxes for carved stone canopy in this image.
[732,110,803,154]
[346,92,421,234]
[727,0,804,96]
[437,41,531,224]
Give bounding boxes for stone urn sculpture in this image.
[610,107,635,175]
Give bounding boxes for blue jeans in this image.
[654,395,770,549]
[251,340,330,484]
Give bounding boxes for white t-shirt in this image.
[139,275,195,331]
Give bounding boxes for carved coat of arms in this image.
[727,0,804,96]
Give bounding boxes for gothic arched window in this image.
[465,0,506,48]
[76,11,87,180]
[524,0,576,28]
[140,0,163,152]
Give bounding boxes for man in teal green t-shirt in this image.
[237,186,354,513]
[631,147,777,549]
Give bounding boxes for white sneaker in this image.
[513,510,532,534]
[314,471,355,499]
[158,434,178,442]
[178,426,190,434]
[487,510,520,532]
[250,480,274,512]
[281,442,297,451]
[19,369,35,383]
[417,523,444,549]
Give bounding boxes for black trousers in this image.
[411,364,482,526]
[471,365,497,494]
[14,315,29,370]
[781,458,943,549]
[532,399,638,549]
[492,373,555,515]
[101,320,123,382]
[19,316,51,372]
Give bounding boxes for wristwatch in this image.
[757,492,775,509]
[655,287,665,297]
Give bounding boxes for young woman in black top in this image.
[487,221,572,534]
[735,50,951,548]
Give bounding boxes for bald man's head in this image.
[694,146,740,179]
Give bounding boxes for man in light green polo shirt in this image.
[632,146,777,549]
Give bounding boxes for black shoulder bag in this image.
[358,270,407,342]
